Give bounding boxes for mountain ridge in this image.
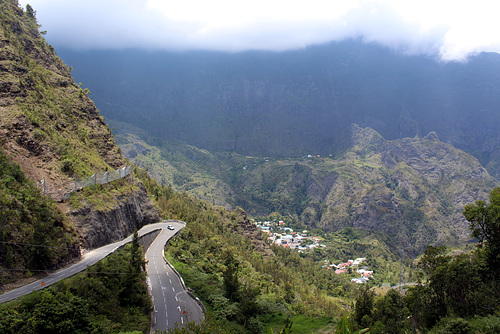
[0,0,159,285]
[59,42,500,179]
[117,123,498,255]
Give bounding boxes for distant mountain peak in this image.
[351,124,385,149]
[424,131,440,141]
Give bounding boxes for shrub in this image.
[430,317,473,334]
[469,315,500,334]
[60,158,74,175]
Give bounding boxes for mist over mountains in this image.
[59,41,500,179]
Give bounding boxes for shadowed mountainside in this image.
[59,42,500,179]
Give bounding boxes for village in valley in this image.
[255,220,375,284]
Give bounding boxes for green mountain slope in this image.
[0,0,158,285]
[117,124,498,256]
[0,0,125,198]
[300,125,497,254]
[110,120,236,207]
[0,150,79,285]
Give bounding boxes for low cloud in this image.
[20,0,500,61]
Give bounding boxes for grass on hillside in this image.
[260,313,335,334]
[67,179,139,211]
[1,0,125,181]
[166,252,338,334]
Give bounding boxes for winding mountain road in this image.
[145,221,204,331]
[0,220,204,331]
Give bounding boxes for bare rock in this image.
[70,183,160,249]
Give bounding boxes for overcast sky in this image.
[19,0,500,61]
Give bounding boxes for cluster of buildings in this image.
[255,221,325,251]
[350,268,375,284]
[329,258,367,273]
[256,221,374,284]
[324,257,374,284]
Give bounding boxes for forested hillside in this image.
[134,167,411,333]
[117,123,498,256]
[2,161,498,333]
[0,240,151,333]
[0,150,79,286]
[134,167,500,333]
[349,188,500,334]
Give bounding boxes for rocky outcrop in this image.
[231,125,497,256]
[316,125,499,255]
[235,209,274,257]
[70,183,160,249]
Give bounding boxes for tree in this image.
[238,284,261,328]
[222,251,239,303]
[373,289,405,334]
[336,316,370,334]
[354,285,374,328]
[20,290,93,334]
[130,229,145,273]
[463,187,500,276]
[25,4,36,19]
[418,245,448,276]
[279,316,293,334]
[119,230,150,310]
[30,221,52,270]
[404,285,438,332]
[417,245,450,318]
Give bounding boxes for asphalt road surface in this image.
[0,220,204,331]
[146,220,204,332]
[0,232,133,303]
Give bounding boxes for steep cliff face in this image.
[70,183,160,249]
[0,0,126,200]
[0,0,160,277]
[61,43,500,179]
[313,125,498,254]
[234,209,274,257]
